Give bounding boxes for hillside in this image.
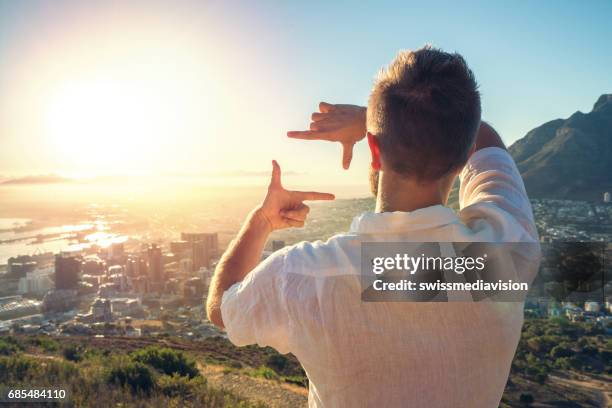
[509,94,612,200]
[1,319,610,407]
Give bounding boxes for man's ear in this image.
[367,132,381,171]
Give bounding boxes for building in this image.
[0,296,42,320]
[147,244,164,292]
[55,254,81,290]
[179,258,193,275]
[126,256,147,277]
[17,266,53,295]
[170,240,191,257]
[110,298,141,317]
[108,265,127,292]
[192,240,213,271]
[108,242,125,259]
[199,266,213,287]
[183,277,204,299]
[7,256,37,279]
[42,289,78,313]
[82,257,106,276]
[604,192,611,203]
[182,232,218,271]
[181,232,219,250]
[91,298,113,322]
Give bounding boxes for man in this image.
[207,46,539,407]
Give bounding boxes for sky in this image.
[0,0,611,190]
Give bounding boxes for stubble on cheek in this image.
[369,167,379,197]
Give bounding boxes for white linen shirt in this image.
[221,147,539,408]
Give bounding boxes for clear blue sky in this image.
[0,0,611,187]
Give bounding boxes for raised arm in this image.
[206,161,334,328]
[473,121,506,152]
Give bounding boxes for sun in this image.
[46,74,194,174]
[43,43,213,176]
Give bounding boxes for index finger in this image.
[293,191,335,201]
[287,130,330,140]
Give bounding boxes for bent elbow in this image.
[206,300,225,330]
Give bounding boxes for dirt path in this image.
[550,373,612,408]
[198,363,308,408]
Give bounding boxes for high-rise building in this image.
[82,257,106,276]
[170,240,191,257]
[181,232,218,271]
[17,266,54,295]
[179,258,193,275]
[181,233,218,255]
[55,254,81,290]
[7,255,38,279]
[109,242,125,259]
[192,240,212,271]
[126,256,147,277]
[147,244,164,291]
[604,192,611,203]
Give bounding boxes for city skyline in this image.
[1,1,611,188]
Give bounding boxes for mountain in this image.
[0,174,72,185]
[509,94,612,200]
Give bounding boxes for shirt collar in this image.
[349,205,459,235]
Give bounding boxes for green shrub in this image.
[63,345,82,362]
[266,354,289,373]
[28,336,59,352]
[0,338,20,355]
[250,366,279,381]
[157,373,207,398]
[106,359,155,393]
[0,355,36,382]
[284,375,308,387]
[554,357,572,370]
[519,393,534,405]
[131,346,199,378]
[550,345,573,359]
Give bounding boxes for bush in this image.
[266,354,289,373]
[550,345,573,359]
[554,357,572,370]
[131,346,199,378]
[284,375,308,387]
[534,371,547,384]
[157,373,207,398]
[106,360,155,393]
[63,345,82,362]
[0,355,36,382]
[28,336,59,352]
[519,393,534,405]
[0,338,20,355]
[250,366,279,381]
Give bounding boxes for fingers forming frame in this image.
[281,204,310,221]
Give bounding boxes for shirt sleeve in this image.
[220,250,292,354]
[459,147,538,240]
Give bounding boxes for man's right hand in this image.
[287,102,367,170]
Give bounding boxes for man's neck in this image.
[374,171,450,213]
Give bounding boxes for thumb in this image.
[341,142,354,170]
[270,160,282,187]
